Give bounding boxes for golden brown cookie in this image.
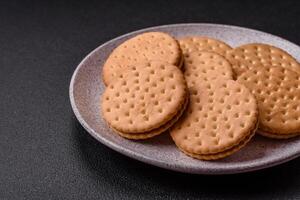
[179,36,232,57]
[237,65,300,139]
[101,61,188,137]
[226,43,300,78]
[102,32,182,86]
[170,51,258,160]
[183,51,234,84]
[112,96,188,140]
[177,128,256,160]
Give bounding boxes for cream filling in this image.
[257,129,300,139]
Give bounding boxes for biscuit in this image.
[101,61,188,135]
[183,51,234,85]
[237,65,300,138]
[179,36,232,57]
[102,32,182,85]
[170,52,258,160]
[226,43,300,78]
[178,128,256,160]
[258,130,299,139]
[112,96,188,139]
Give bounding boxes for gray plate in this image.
[69,23,300,174]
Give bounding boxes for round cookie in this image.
[102,32,182,86]
[112,96,188,140]
[178,128,256,160]
[179,36,232,57]
[170,79,258,159]
[101,61,188,134]
[237,65,300,138]
[170,52,258,160]
[183,51,234,84]
[226,43,300,78]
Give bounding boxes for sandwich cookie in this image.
[101,61,188,139]
[102,32,183,85]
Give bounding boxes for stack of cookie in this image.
[101,32,188,139]
[101,32,300,160]
[226,44,300,139]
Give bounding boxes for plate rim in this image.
[69,23,300,174]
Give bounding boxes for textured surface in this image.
[2,1,300,199]
[171,52,258,159]
[101,61,187,133]
[170,52,258,159]
[102,32,182,85]
[226,43,300,77]
[183,51,234,83]
[112,96,188,139]
[179,36,232,57]
[237,65,300,137]
[179,130,256,160]
[171,79,258,159]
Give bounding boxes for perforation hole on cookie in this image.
[193,117,200,123]
[115,103,120,109]
[265,116,272,122]
[133,79,139,84]
[225,124,231,130]
[240,122,246,128]
[143,115,149,121]
[228,131,234,139]
[210,131,217,138]
[244,110,252,116]
[203,105,212,112]
[203,113,208,118]
[194,132,200,137]
[292,105,299,110]
[157,108,163,113]
[206,84,212,90]
[105,96,110,101]
[121,80,127,86]
[197,105,203,111]
[211,116,218,122]
[219,98,225,104]
[212,124,218,130]
[226,105,232,110]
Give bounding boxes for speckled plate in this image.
[69,23,300,174]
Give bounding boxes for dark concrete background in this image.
[1,0,300,199]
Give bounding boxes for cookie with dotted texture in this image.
[226,43,300,78]
[179,36,232,57]
[171,79,258,160]
[170,52,258,160]
[102,32,183,86]
[111,96,188,140]
[183,51,234,85]
[177,129,256,160]
[101,61,188,137]
[237,65,300,139]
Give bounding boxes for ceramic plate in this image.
[69,23,300,174]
